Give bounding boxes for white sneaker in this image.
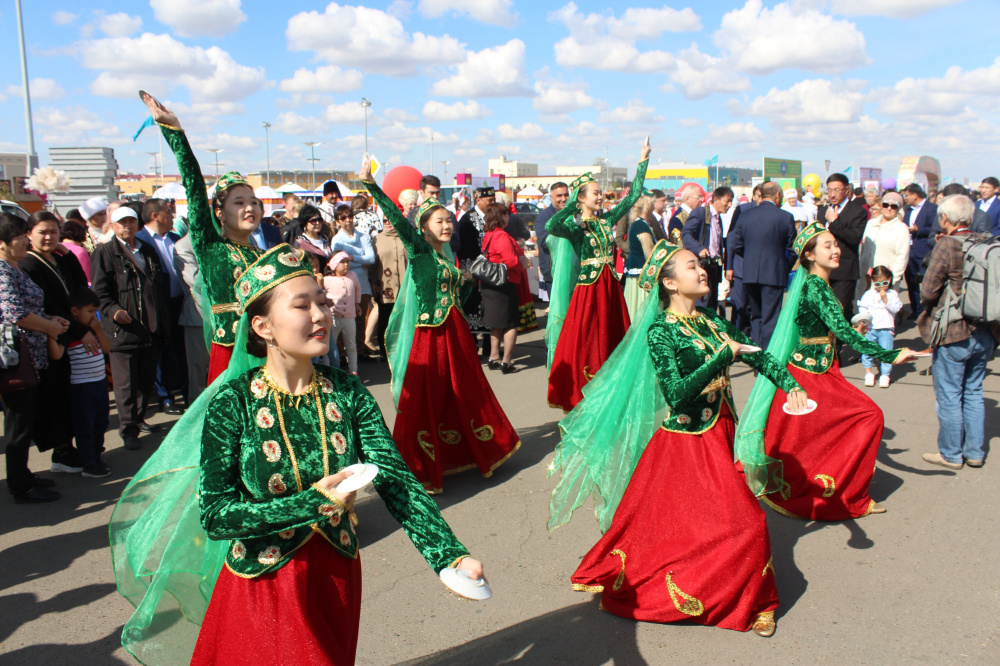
[879,375,891,388]
[864,373,875,387]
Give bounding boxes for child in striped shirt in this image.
[47,287,112,478]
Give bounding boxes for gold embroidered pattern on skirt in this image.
[417,431,436,460]
[814,474,836,497]
[762,556,774,577]
[437,424,462,445]
[471,420,495,442]
[583,365,595,382]
[666,572,704,617]
[610,549,627,591]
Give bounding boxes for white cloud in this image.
[677,117,703,128]
[323,102,368,124]
[273,112,327,136]
[837,0,963,18]
[423,100,492,122]
[548,2,699,73]
[715,0,868,75]
[6,78,66,101]
[737,78,865,125]
[275,94,336,109]
[874,58,1000,119]
[532,79,595,114]
[80,34,267,103]
[35,106,129,146]
[196,133,258,151]
[455,147,487,157]
[383,108,418,123]
[667,45,751,99]
[279,66,364,94]
[496,122,548,141]
[419,0,517,27]
[287,4,465,77]
[52,11,78,25]
[597,98,664,124]
[431,40,531,97]
[150,0,247,38]
[704,122,764,144]
[98,12,142,37]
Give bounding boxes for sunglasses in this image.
[307,218,322,224]
[336,214,353,220]
[882,203,900,210]
[872,280,890,288]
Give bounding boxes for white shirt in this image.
[67,340,106,384]
[861,216,910,285]
[907,199,924,245]
[781,201,811,224]
[858,288,903,331]
[317,200,337,224]
[979,195,996,211]
[137,228,182,297]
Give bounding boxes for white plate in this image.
[911,351,932,358]
[335,463,379,493]
[440,567,492,601]
[739,344,761,354]
[782,399,818,416]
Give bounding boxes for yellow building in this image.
[115,174,181,197]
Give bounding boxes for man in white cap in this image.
[90,207,172,451]
[781,189,813,231]
[79,196,113,251]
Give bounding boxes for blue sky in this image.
[0,0,996,183]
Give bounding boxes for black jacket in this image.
[818,197,868,281]
[20,250,90,342]
[91,238,171,351]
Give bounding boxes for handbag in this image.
[0,325,39,393]
[469,234,508,287]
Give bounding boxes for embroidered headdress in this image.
[235,243,313,312]
[792,221,827,257]
[639,240,682,292]
[569,172,596,193]
[415,197,445,223]
[474,185,495,198]
[215,171,251,196]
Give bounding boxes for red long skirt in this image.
[393,308,520,493]
[572,406,778,631]
[192,537,362,665]
[547,266,631,412]
[762,360,882,520]
[207,343,234,386]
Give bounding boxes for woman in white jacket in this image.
[857,191,910,300]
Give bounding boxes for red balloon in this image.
[382,166,423,211]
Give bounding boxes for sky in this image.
[0,0,997,184]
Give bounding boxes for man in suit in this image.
[818,173,868,319]
[534,182,569,299]
[725,183,763,333]
[928,184,992,243]
[667,185,702,245]
[977,176,1000,235]
[682,186,733,312]
[649,189,668,241]
[137,199,187,415]
[172,234,209,404]
[251,218,282,250]
[901,182,938,318]
[731,182,796,350]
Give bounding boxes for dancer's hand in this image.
[640,136,651,161]
[140,90,181,129]
[457,557,484,581]
[315,468,359,506]
[785,389,809,414]
[893,348,916,364]
[726,338,743,356]
[360,156,375,183]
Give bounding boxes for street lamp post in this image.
[262,122,272,187]
[360,98,371,154]
[14,0,36,173]
[304,142,321,193]
[147,151,161,188]
[441,160,450,177]
[206,148,224,180]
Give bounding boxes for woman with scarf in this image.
[359,158,519,494]
[545,139,650,411]
[549,240,807,637]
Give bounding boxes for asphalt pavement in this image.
[0,308,997,665]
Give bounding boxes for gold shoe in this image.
[752,611,776,637]
[869,502,887,514]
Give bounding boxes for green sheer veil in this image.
[384,238,455,407]
[734,266,807,496]
[543,235,579,368]
[109,314,262,664]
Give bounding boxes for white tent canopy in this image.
[254,186,281,199]
[151,181,185,200]
[518,185,543,198]
[275,182,305,194]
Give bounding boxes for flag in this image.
[133,115,155,142]
[370,154,382,177]
[843,166,853,174]
[704,155,718,166]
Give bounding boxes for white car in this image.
[1,200,30,221]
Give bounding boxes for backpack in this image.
[960,235,1000,325]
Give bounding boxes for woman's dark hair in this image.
[27,210,59,231]
[298,204,321,223]
[0,213,29,244]
[212,183,258,223]
[483,202,508,232]
[657,253,681,305]
[61,220,87,243]
[65,208,84,223]
[871,265,892,282]
[334,203,353,219]
[798,235,821,271]
[245,288,278,358]
[351,193,369,213]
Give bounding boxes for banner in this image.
[763,157,802,188]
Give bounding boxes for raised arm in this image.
[360,180,429,258]
[647,319,735,407]
[603,139,651,223]
[352,381,469,572]
[717,313,800,394]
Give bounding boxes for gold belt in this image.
[580,256,613,267]
[211,302,241,315]
[799,332,835,345]
[700,375,730,395]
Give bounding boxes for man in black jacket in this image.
[818,173,868,318]
[91,207,171,450]
[534,182,569,298]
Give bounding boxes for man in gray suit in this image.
[173,234,209,403]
